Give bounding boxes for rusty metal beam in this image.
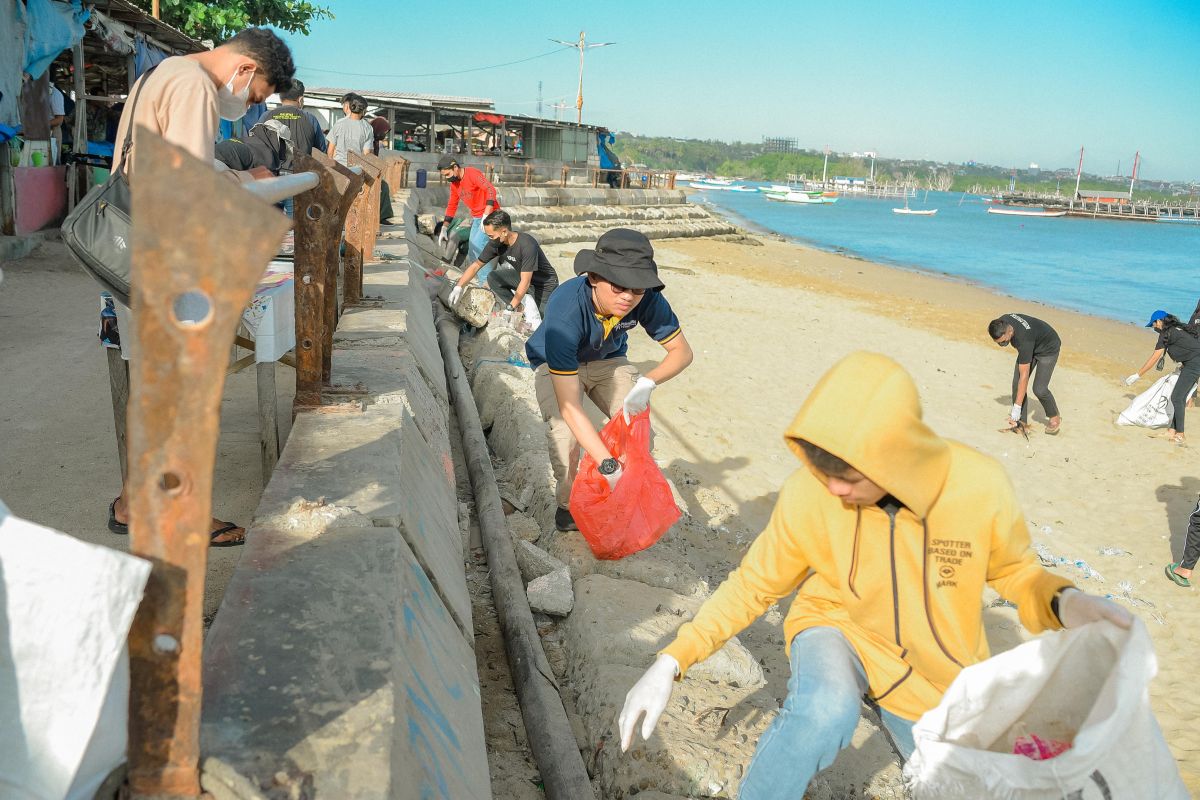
[321,156,365,385]
[126,130,290,798]
[291,150,357,410]
[357,152,386,267]
[344,152,381,307]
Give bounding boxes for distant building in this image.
[1028,162,1040,173]
[763,136,798,154]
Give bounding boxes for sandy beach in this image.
[538,232,1199,791]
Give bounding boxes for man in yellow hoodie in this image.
[618,352,1131,799]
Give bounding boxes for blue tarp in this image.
[134,36,167,78]
[22,0,89,79]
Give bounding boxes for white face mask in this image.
[217,67,254,121]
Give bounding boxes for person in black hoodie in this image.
[1124,309,1200,444]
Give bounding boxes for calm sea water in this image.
[695,187,1198,325]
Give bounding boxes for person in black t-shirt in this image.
[1123,310,1200,444]
[448,210,560,328]
[259,79,325,172]
[988,313,1063,435]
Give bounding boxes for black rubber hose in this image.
[434,313,596,800]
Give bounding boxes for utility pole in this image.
[821,146,830,185]
[1073,145,1084,199]
[550,31,615,124]
[537,80,543,118]
[551,100,571,122]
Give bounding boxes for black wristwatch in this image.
[598,458,620,475]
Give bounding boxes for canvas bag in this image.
[904,619,1187,799]
[1117,373,1196,428]
[60,67,157,307]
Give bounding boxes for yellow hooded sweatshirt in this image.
[661,352,1074,722]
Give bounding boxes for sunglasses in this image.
[604,279,646,297]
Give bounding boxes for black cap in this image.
[573,228,664,291]
[437,155,459,171]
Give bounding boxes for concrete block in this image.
[562,575,765,689]
[472,363,537,430]
[397,409,472,640]
[540,530,709,597]
[328,346,449,458]
[527,567,573,616]
[201,526,491,800]
[334,306,447,401]
[253,409,407,530]
[514,539,567,584]
[505,511,543,544]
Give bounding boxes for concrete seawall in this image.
[199,230,491,797]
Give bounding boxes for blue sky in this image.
[281,0,1200,181]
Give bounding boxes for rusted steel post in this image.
[291,151,355,410]
[356,151,386,267]
[318,156,364,388]
[343,152,380,307]
[126,131,290,797]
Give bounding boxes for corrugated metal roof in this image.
[305,87,494,109]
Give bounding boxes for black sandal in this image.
[107,498,129,535]
[209,523,246,548]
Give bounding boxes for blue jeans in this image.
[739,627,916,800]
[467,216,490,274]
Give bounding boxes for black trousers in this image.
[1012,352,1060,423]
[1169,360,1200,433]
[486,265,553,313]
[1182,494,1200,570]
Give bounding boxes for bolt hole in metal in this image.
[159,471,185,495]
[301,338,313,350]
[172,290,213,327]
[305,203,324,221]
[153,634,180,654]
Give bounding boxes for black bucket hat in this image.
[573,228,664,291]
[437,155,459,171]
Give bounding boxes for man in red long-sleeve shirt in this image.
[438,154,499,269]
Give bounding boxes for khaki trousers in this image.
[534,358,641,508]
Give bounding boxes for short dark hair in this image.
[224,27,296,94]
[483,210,511,230]
[798,439,854,476]
[347,97,368,115]
[987,318,1009,340]
[279,78,305,102]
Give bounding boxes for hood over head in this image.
[785,351,951,518]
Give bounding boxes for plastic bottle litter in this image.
[1097,546,1132,557]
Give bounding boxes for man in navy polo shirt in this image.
[525,229,694,531]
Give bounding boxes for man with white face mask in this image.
[105,27,295,547]
[111,27,295,184]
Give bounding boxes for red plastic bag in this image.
[569,410,681,560]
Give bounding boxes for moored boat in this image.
[987,207,1067,218]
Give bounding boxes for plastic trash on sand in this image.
[570,410,681,560]
[905,619,1188,799]
[0,506,151,800]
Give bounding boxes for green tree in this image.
[129,0,333,42]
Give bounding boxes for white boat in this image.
[727,185,758,193]
[894,194,937,215]
[987,207,1067,218]
[690,180,756,192]
[766,190,830,204]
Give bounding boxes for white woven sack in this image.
[904,619,1187,799]
[1117,374,1192,428]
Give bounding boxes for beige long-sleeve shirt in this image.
[111,56,218,176]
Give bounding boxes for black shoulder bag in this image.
[61,67,156,307]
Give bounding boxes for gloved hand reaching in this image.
[1057,588,1133,629]
[438,221,451,246]
[448,284,464,306]
[1123,373,1140,387]
[618,653,679,752]
[622,376,657,422]
[1009,403,1022,422]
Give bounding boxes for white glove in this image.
[1057,588,1133,629]
[1123,373,1140,387]
[1009,403,1022,422]
[603,463,623,491]
[448,284,464,306]
[618,653,679,752]
[622,376,657,422]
